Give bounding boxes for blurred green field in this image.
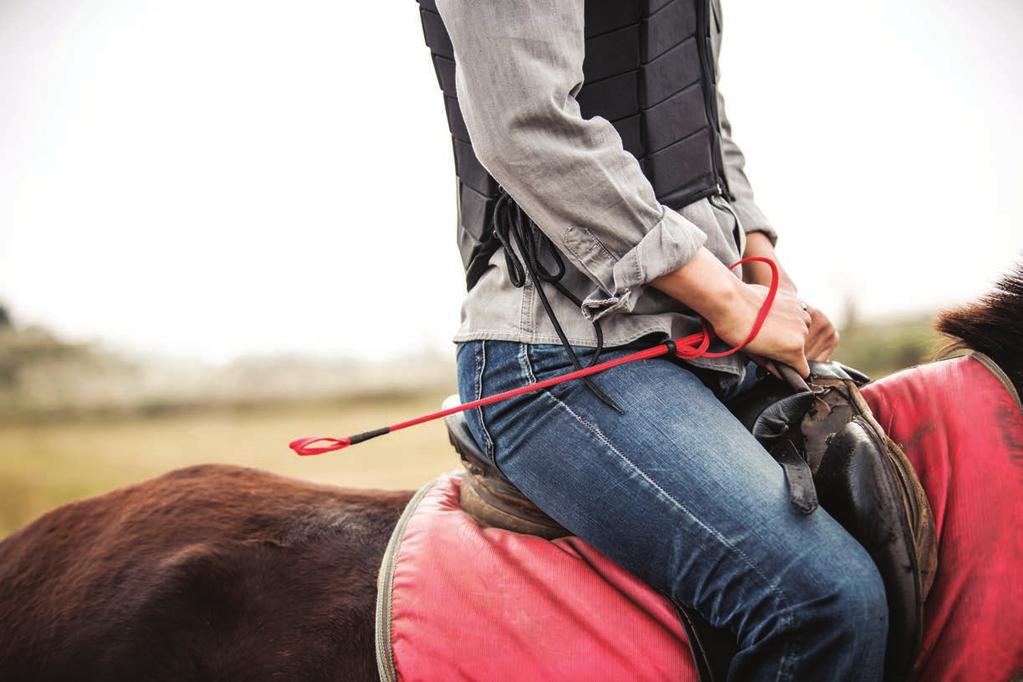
[0,312,945,539]
[0,394,458,538]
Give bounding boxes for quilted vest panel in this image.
[418,0,728,288]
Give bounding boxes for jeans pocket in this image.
[524,340,652,386]
[524,342,594,380]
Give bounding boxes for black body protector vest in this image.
[417,0,731,291]
[419,0,732,409]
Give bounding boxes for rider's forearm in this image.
[742,231,798,293]
[651,247,743,325]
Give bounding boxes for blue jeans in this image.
[456,340,888,682]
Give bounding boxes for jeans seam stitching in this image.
[474,341,496,461]
[518,343,538,385]
[519,342,801,679]
[537,387,796,638]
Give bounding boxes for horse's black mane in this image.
[937,260,1023,396]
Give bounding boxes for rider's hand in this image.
[651,248,812,378]
[707,282,812,378]
[803,303,840,361]
[746,301,838,379]
[739,230,838,367]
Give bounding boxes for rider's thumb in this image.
[792,354,811,380]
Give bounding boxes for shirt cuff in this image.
[580,207,706,322]
[733,200,777,245]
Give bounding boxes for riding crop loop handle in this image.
[289,257,781,456]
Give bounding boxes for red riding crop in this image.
[290,256,784,456]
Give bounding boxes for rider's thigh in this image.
[457,340,887,681]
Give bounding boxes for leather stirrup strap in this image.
[768,440,818,514]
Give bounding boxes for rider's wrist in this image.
[699,275,745,326]
[652,248,743,324]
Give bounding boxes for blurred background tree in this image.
[831,295,943,379]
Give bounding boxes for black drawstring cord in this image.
[491,191,623,414]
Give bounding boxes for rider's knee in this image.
[807,550,888,643]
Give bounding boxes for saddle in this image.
[446,360,938,681]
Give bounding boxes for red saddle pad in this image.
[861,354,1023,681]
[375,471,699,682]
[376,354,1023,681]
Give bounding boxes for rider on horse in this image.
[417,1,881,680]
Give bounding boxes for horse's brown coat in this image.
[0,464,411,681]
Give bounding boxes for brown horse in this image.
[1,263,1021,682]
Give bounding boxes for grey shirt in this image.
[438,0,774,385]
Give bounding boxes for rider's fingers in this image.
[791,352,811,379]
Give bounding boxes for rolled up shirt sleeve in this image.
[435,0,707,321]
[718,89,777,244]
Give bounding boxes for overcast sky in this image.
[1,0,1020,362]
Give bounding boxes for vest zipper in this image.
[695,0,729,200]
[698,2,742,255]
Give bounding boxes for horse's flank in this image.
[0,464,412,681]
